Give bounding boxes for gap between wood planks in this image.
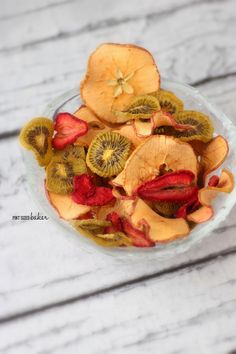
[0,0,228,53]
[0,70,235,141]
[0,245,236,325]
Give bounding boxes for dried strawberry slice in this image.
[122,219,155,247]
[105,212,123,233]
[52,113,88,150]
[208,175,220,187]
[72,174,115,206]
[175,196,200,219]
[137,170,197,202]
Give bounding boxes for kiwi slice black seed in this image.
[157,89,184,115]
[153,201,181,218]
[54,145,86,161]
[46,157,87,194]
[155,110,214,142]
[86,131,131,177]
[115,95,160,120]
[19,117,54,166]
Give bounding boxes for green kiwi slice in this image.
[115,95,160,120]
[19,117,54,166]
[46,157,87,194]
[155,110,214,142]
[86,131,131,177]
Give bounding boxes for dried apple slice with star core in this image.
[80,43,160,123]
[112,135,198,196]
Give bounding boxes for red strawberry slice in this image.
[175,196,200,219]
[52,113,88,150]
[104,212,123,233]
[208,175,220,187]
[122,219,154,248]
[137,170,197,202]
[72,174,115,206]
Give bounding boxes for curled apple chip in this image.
[113,124,147,147]
[74,106,109,147]
[113,135,198,196]
[130,199,189,243]
[199,169,234,207]
[47,191,90,220]
[80,43,160,124]
[133,119,153,137]
[187,206,213,223]
[200,135,229,178]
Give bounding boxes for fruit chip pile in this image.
[19,43,234,248]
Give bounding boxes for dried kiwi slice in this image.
[155,111,214,142]
[46,157,87,194]
[72,219,111,234]
[115,95,160,120]
[19,117,54,166]
[86,131,131,177]
[54,145,86,161]
[95,232,132,247]
[156,89,184,115]
[153,201,181,218]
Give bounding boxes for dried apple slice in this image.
[187,206,213,223]
[80,43,160,124]
[130,199,189,243]
[113,124,146,147]
[133,119,153,137]
[47,191,90,220]
[199,169,234,207]
[200,135,229,178]
[73,106,109,147]
[113,135,198,196]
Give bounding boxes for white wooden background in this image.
[1,0,236,353]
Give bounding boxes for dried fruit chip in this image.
[187,206,213,223]
[93,232,132,247]
[86,131,132,177]
[200,135,229,179]
[73,218,111,231]
[46,190,90,220]
[80,43,160,123]
[52,113,88,150]
[46,157,87,194]
[199,169,234,207]
[137,170,198,202]
[175,195,200,219]
[115,95,160,121]
[208,175,220,187]
[54,145,86,161]
[104,212,123,233]
[112,135,198,196]
[155,111,214,143]
[113,124,147,146]
[130,199,190,243]
[133,119,153,137]
[19,117,54,166]
[72,174,115,206]
[153,201,182,218]
[73,106,109,147]
[122,218,154,247]
[156,89,184,115]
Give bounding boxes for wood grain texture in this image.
[1,0,236,133]
[0,254,236,354]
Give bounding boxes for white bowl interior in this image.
[23,79,236,261]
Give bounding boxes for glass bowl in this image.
[23,78,236,261]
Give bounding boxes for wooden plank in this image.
[0,0,197,48]
[0,133,236,319]
[1,0,236,133]
[0,253,236,354]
